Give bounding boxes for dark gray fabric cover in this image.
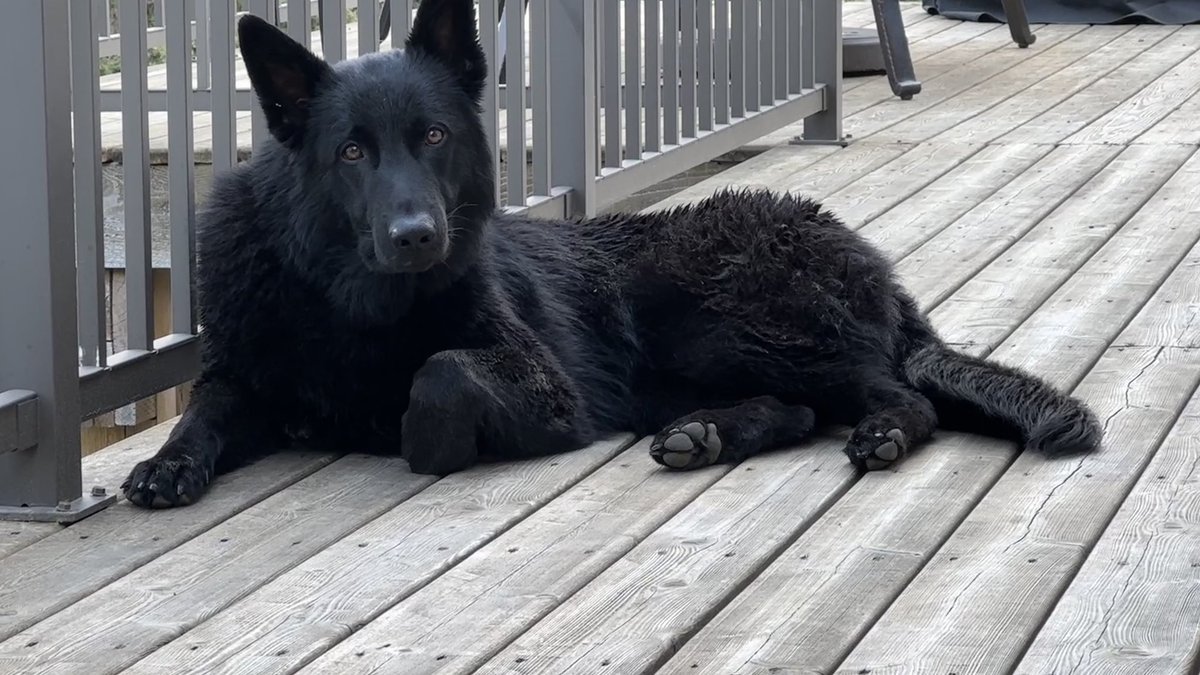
[921,0,1200,24]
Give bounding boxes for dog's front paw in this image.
[401,357,481,475]
[122,448,212,509]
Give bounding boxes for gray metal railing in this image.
[0,0,841,521]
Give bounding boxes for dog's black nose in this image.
[388,214,439,251]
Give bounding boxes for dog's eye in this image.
[340,142,365,162]
[425,127,446,146]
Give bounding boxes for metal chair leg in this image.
[1001,0,1036,47]
[871,0,921,100]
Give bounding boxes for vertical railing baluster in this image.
[697,0,713,131]
[287,0,311,46]
[480,0,502,205]
[680,0,695,138]
[624,0,642,160]
[730,0,744,118]
[759,0,773,106]
[210,0,236,170]
[774,0,787,100]
[389,0,413,48]
[531,0,551,197]
[662,0,679,145]
[715,0,729,124]
[70,0,106,368]
[169,0,198,335]
[196,0,211,89]
[788,0,801,94]
[359,0,380,56]
[506,0,527,206]
[119,0,155,352]
[547,0,597,216]
[321,0,347,62]
[644,0,661,153]
[745,0,760,111]
[249,0,275,150]
[602,1,620,168]
[801,0,815,90]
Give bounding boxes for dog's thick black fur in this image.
[123,1,1102,508]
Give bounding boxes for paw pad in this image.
[847,427,907,472]
[651,420,723,470]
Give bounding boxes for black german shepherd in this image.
[123,0,1101,508]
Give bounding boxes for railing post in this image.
[801,0,843,142]
[546,0,597,217]
[0,0,115,522]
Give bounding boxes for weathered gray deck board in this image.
[121,435,635,675]
[1015,390,1200,674]
[931,25,1174,146]
[0,455,436,675]
[837,346,1200,674]
[301,439,731,675]
[15,8,1200,674]
[0,421,337,643]
[901,143,1189,311]
[998,28,1199,145]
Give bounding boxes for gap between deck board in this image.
[0,424,337,642]
[118,434,636,675]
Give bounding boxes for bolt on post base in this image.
[0,486,117,523]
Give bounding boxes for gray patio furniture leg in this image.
[1001,0,1037,47]
[871,0,921,100]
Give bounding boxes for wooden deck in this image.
[7,3,1200,673]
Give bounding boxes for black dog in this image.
[123,1,1101,508]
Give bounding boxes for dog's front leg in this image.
[122,376,276,508]
[401,341,590,475]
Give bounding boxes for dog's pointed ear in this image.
[238,14,334,147]
[406,0,487,100]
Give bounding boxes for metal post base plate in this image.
[789,136,851,147]
[0,492,117,523]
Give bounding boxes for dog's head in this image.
[238,0,493,276]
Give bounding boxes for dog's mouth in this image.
[360,237,447,275]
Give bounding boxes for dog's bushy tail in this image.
[898,306,1102,455]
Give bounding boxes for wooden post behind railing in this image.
[0,0,116,522]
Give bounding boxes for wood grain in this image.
[933,144,1200,353]
[301,439,732,675]
[471,440,856,674]
[0,455,434,675]
[858,142,1053,258]
[934,25,1174,145]
[999,29,1199,145]
[837,346,1200,674]
[650,140,910,212]
[877,25,1132,144]
[902,141,1180,309]
[843,25,1082,141]
[819,141,984,229]
[1136,87,1200,146]
[1063,43,1200,146]
[0,429,336,642]
[1016,390,1200,674]
[1119,247,1200,349]
[120,435,635,675]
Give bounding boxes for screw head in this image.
[55,500,72,511]
[91,486,106,497]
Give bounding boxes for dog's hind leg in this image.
[843,376,938,472]
[649,395,817,470]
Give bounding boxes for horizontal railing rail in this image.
[0,0,840,521]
